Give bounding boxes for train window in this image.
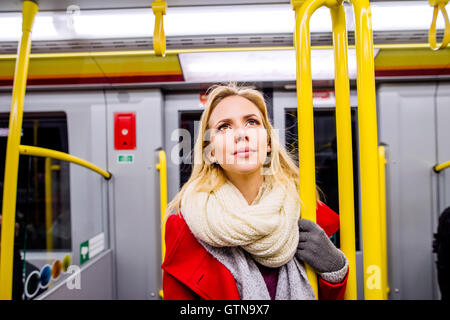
[285,109,360,250]
[179,111,202,188]
[0,112,70,299]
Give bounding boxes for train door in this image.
[0,90,112,300]
[272,89,364,299]
[436,83,450,226]
[378,81,450,300]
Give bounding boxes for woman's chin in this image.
[222,163,262,175]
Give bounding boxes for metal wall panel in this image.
[378,82,438,299]
[436,82,450,217]
[435,82,450,299]
[105,89,164,299]
[37,250,113,300]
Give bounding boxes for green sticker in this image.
[118,154,134,163]
[80,240,89,265]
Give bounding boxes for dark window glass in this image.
[285,108,360,250]
[0,112,70,300]
[179,111,202,188]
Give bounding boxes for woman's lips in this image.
[234,146,250,154]
[235,151,251,158]
[233,147,255,158]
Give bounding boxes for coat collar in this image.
[161,214,240,300]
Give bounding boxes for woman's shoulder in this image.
[163,212,192,262]
[316,201,340,237]
[163,212,211,270]
[166,212,184,229]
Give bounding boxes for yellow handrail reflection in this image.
[44,158,62,252]
[0,0,38,301]
[45,157,53,251]
[378,146,389,300]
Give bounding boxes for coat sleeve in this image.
[316,201,349,300]
[162,214,200,300]
[318,270,349,300]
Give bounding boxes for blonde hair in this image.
[166,83,309,217]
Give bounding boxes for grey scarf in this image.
[199,240,316,300]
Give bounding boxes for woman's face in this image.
[206,95,271,175]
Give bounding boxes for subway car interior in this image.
[0,0,449,300]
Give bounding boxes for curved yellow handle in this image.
[429,0,450,50]
[434,160,450,172]
[152,0,167,56]
[19,145,112,179]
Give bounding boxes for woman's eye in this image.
[217,124,230,132]
[217,119,259,132]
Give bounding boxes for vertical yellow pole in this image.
[45,157,53,251]
[0,0,38,300]
[329,2,357,300]
[292,0,328,299]
[378,146,389,299]
[350,0,384,300]
[156,149,167,298]
[156,150,167,262]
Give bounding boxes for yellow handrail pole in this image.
[349,0,384,300]
[428,0,450,50]
[0,43,439,62]
[330,2,357,300]
[378,146,389,299]
[0,0,38,300]
[434,160,450,172]
[45,157,53,251]
[292,0,330,299]
[152,0,168,56]
[18,145,111,180]
[156,149,167,299]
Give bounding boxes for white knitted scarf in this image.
[180,176,301,268]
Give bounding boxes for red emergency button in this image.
[114,112,136,150]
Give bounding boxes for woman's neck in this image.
[225,170,264,205]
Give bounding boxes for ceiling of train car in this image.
[2,1,286,12]
[0,0,442,54]
[0,0,427,12]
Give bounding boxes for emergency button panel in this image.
[114,112,136,150]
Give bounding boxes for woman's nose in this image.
[234,128,248,143]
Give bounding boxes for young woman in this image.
[162,83,349,300]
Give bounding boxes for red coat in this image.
[161,201,348,300]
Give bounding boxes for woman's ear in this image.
[207,150,217,164]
